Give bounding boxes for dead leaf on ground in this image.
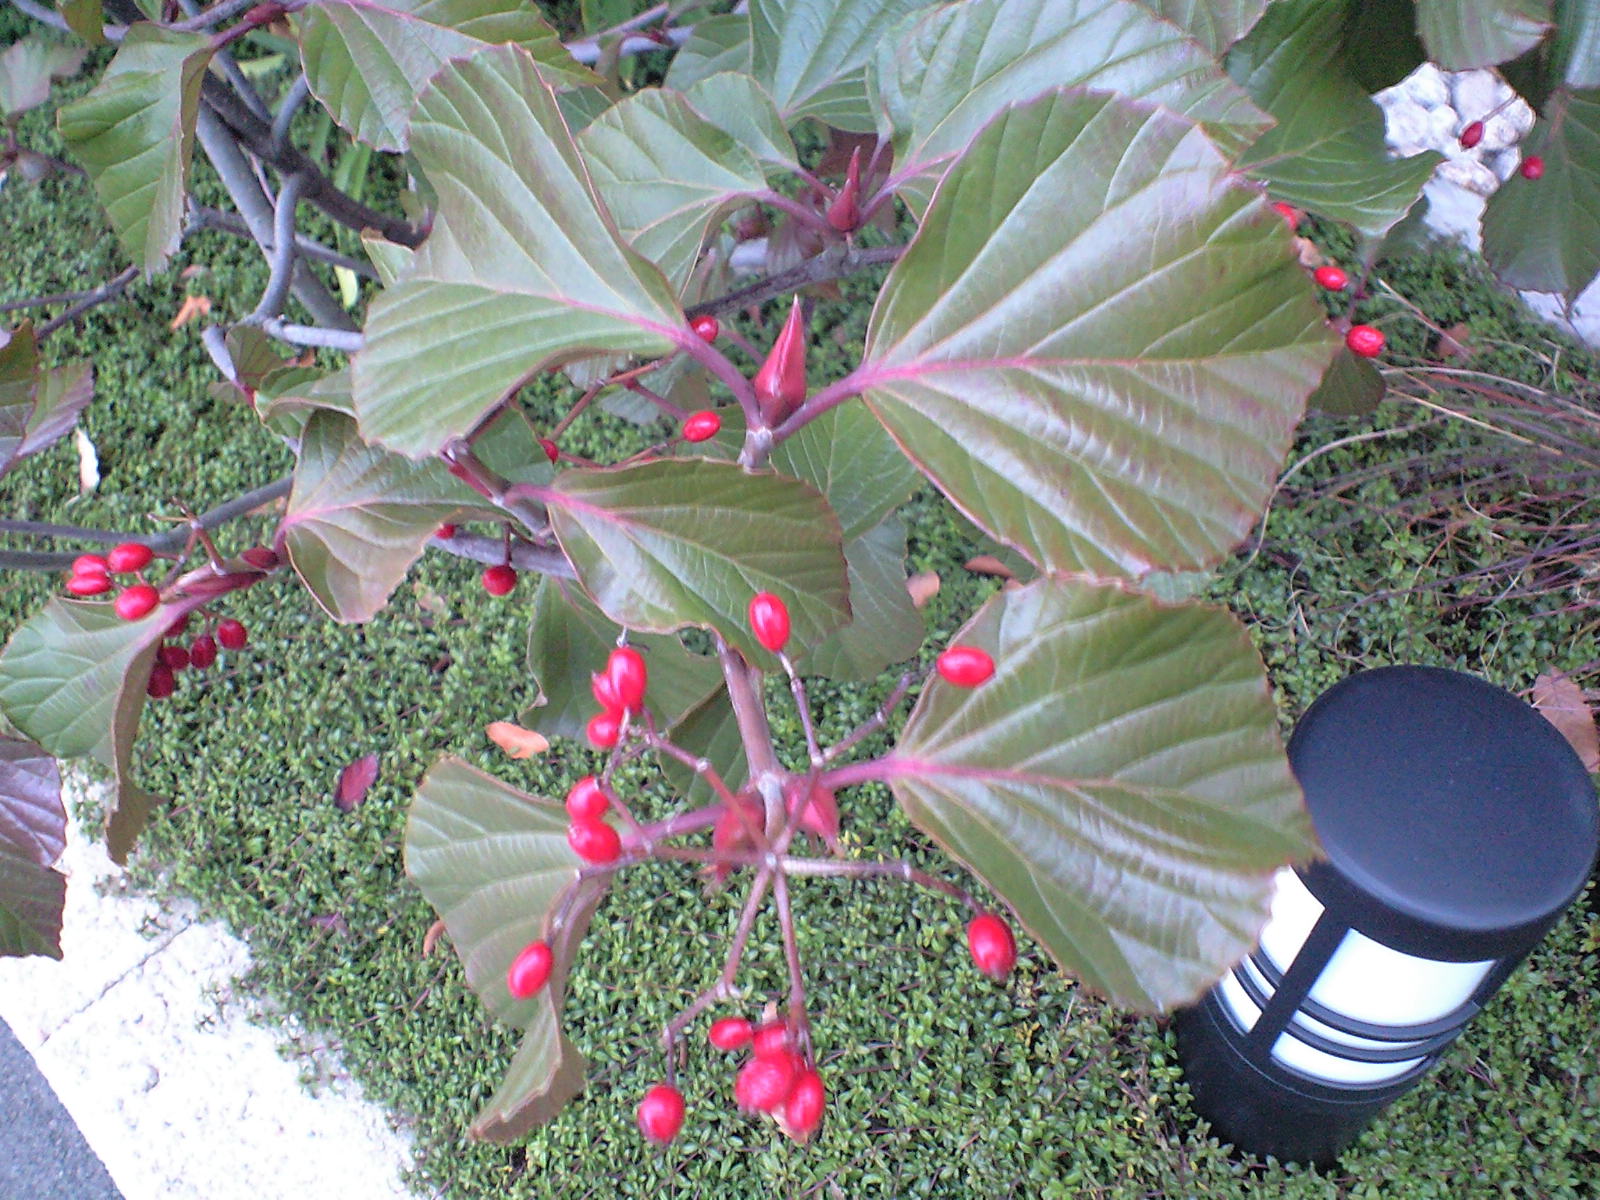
[487,721,549,759]
[422,918,447,957]
[1531,670,1600,771]
[906,570,940,609]
[964,555,1015,580]
[335,752,379,811]
[1435,322,1472,362]
[168,293,211,329]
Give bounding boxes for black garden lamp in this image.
[1175,665,1599,1167]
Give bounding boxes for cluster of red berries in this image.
[64,542,155,603]
[146,614,248,698]
[584,644,647,753]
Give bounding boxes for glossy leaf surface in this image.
[890,579,1316,1011]
[860,89,1333,581]
[1415,0,1552,70]
[0,737,66,959]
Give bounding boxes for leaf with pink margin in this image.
[0,736,67,959]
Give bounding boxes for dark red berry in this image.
[591,670,625,715]
[708,1017,754,1051]
[507,940,553,999]
[164,613,190,638]
[690,313,719,342]
[586,710,622,750]
[240,545,279,570]
[1313,265,1348,291]
[1345,324,1385,358]
[1520,154,1544,180]
[735,1050,800,1112]
[72,553,109,576]
[145,661,176,699]
[437,524,457,539]
[161,644,191,672]
[682,411,721,442]
[605,647,648,711]
[748,592,790,654]
[1271,200,1302,228]
[567,816,622,863]
[482,564,518,596]
[107,542,153,574]
[66,573,112,596]
[565,775,611,820]
[216,618,249,651]
[637,1084,685,1145]
[189,634,218,669]
[1459,120,1484,149]
[114,584,160,621]
[967,913,1018,980]
[752,1022,792,1057]
[784,1068,825,1138]
[937,646,994,687]
[539,438,560,464]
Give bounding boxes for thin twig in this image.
[823,672,916,764]
[171,0,262,31]
[188,207,377,278]
[28,267,140,338]
[686,244,903,323]
[269,74,312,156]
[259,319,364,351]
[250,172,311,322]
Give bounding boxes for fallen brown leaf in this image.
[168,293,211,330]
[1531,670,1600,771]
[334,752,379,811]
[965,554,1016,579]
[422,918,447,957]
[1435,322,1472,362]
[488,720,550,759]
[906,571,940,609]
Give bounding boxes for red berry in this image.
[1271,200,1302,228]
[605,647,648,711]
[586,710,622,750]
[107,542,153,574]
[145,661,176,699]
[734,1049,800,1112]
[937,645,994,687]
[967,913,1018,980]
[66,573,112,596]
[540,438,560,464]
[1459,120,1484,149]
[751,1022,791,1057]
[507,940,553,999]
[114,584,160,621]
[72,553,109,576]
[161,643,191,672]
[752,296,808,427]
[637,1084,685,1145]
[748,592,791,654]
[1345,324,1385,358]
[1313,265,1348,291]
[165,613,190,638]
[567,815,622,863]
[590,670,625,715]
[240,545,279,570]
[682,410,721,442]
[482,564,518,596]
[565,775,611,820]
[216,618,249,651]
[784,1068,825,1138]
[690,313,719,342]
[436,524,457,539]
[189,634,218,669]
[708,1017,754,1050]
[1520,154,1544,180]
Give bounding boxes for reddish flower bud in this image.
[540,438,560,464]
[826,147,863,232]
[752,297,807,427]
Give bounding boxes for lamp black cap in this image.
[1290,666,1598,960]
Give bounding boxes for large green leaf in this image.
[283,411,478,622]
[800,515,923,681]
[682,72,798,174]
[770,403,918,540]
[404,757,592,1138]
[1226,0,1441,236]
[888,579,1316,1012]
[0,34,86,118]
[296,0,597,152]
[1482,87,1600,298]
[873,0,1272,213]
[1553,0,1600,88]
[858,89,1333,582]
[1415,0,1553,70]
[0,599,169,863]
[544,459,851,665]
[749,0,934,132]
[0,737,66,960]
[56,25,212,275]
[1134,0,1269,56]
[579,88,769,293]
[658,683,746,805]
[1,323,95,479]
[1306,343,1387,416]
[663,12,751,90]
[352,44,684,459]
[524,576,723,740]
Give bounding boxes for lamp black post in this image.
[1175,665,1599,1167]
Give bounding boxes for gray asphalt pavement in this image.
[0,1017,122,1200]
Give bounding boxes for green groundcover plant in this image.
[1,0,1596,1150]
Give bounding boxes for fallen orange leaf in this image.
[906,570,940,609]
[1531,671,1600,772]
[487,720,550,759]
[964,554,1016,579]
[168,293,211,329]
